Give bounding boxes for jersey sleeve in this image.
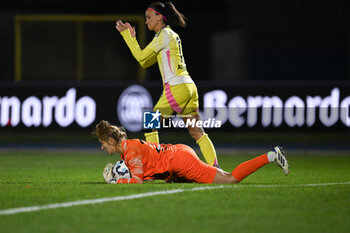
[120,29,157,68]
[116,158,144,184]
[117,142,145,184]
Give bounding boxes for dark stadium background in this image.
[0,0,349,150]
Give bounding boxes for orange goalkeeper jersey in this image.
[117,139,176,184]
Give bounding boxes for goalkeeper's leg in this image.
[212,146,289,183]
[211,153,269,184]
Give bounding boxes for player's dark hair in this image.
[92,120,127,143]
[148,1,187,28]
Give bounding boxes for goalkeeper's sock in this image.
[144,131,159,143]
[231,154,269,182]
[196,134,218,166]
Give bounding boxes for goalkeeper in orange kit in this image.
[93,120,289,184]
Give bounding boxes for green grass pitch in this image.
[0,151,349,233]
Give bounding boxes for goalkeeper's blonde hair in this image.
[92,120,127,143]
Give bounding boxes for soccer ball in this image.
[112,160,131,179]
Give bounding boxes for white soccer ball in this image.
[112,160,131,179]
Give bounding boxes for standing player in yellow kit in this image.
[116,1,219,167]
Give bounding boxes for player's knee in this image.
[227,174,239,184]
[213,170,239,184]
[220,172,239,184]
[232,178,239,184]
[230,174,240,184]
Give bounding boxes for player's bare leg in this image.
[212,169,238,184]
[183,115,205,141]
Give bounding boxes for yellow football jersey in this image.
[121,26,193,86]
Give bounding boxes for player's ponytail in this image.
[148,1,187,28]
[92,120,127,143]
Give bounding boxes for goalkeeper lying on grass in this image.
[93,120,289,184]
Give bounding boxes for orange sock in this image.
[231,154,269,182]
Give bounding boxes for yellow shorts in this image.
[154,83,199,118]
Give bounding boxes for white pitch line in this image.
[0,182,349,216]
[0,186,226,216]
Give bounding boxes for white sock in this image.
[267,151,276,163]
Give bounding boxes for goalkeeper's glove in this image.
[103,163,118,184]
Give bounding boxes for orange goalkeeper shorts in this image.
[171,144,217,183]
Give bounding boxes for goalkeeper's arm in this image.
[117,165,144,184]
[103,162,144,184]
